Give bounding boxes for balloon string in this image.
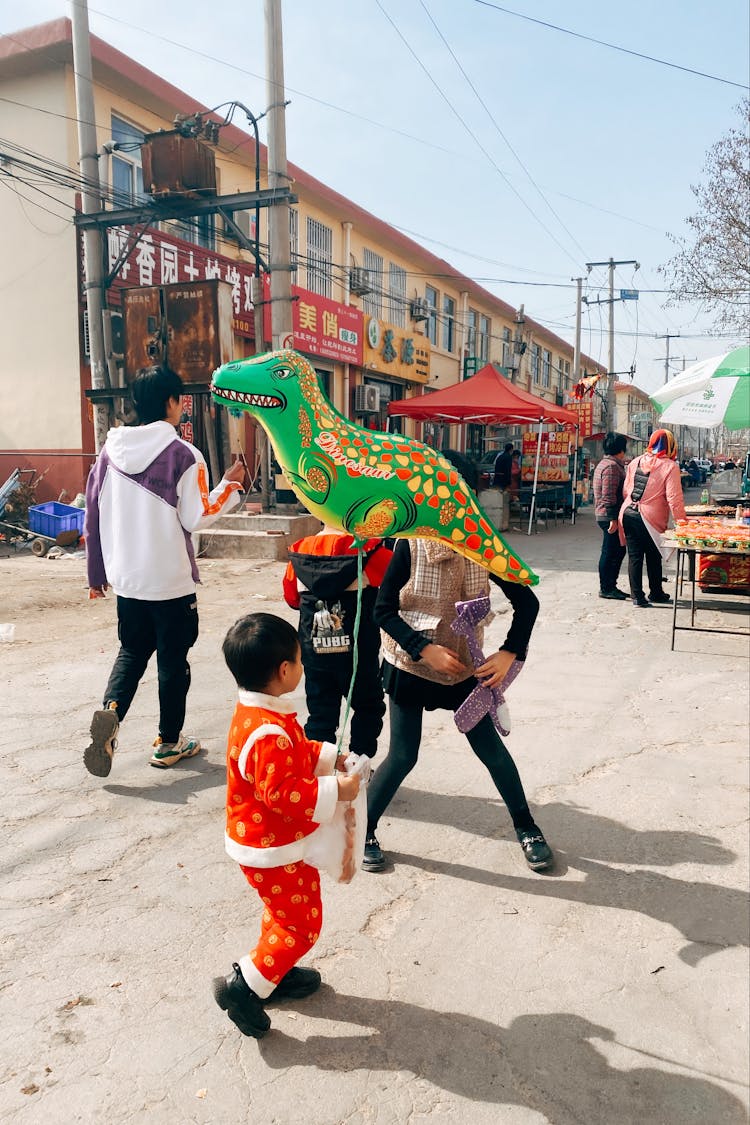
[336,545,364,756]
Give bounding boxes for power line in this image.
[417,0,588,260]
[473,0,750,90]
[374,0,584,268]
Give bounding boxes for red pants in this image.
[241,860,322,988]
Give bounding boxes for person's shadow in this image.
[104,755,225,805]
[258,990,746,1123]
[378,792,746,966]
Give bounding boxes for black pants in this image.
[304,658,385,758]
[597,519,627,593]
[622,508,664,601]
[367,700,534,835]
[103,594,199,743]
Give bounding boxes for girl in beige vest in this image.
[364,539,552,872]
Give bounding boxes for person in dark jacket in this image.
[282,527,393,758]
[592,433,628,600]
[493,442,514,489]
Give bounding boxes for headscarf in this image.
[646,428,678,460]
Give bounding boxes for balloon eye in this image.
[274,366,294,380]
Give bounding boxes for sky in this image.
[2,0,748,396]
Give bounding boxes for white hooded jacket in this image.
[85,421,241,600]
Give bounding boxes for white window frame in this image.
[479,315,490,364]
[542,349,551,388]
[531,343,541,383]
[425,285,439,346]
[362,248,384,318]
[388,261,406,327]
[306,217,333,297]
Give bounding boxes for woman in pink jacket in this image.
[619,429,687,607]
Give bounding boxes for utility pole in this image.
[655,333,681,384]
[265,0,292,349]
[571,277,583,384]
[585,258,639,430]
[71,0,109,452]
[262,0,293,510]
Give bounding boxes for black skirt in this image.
[381,659,476,712]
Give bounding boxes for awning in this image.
[387,364,578,426]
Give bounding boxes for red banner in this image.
[263,278,363,364]
[102,226,257,338]
[565,400,594,437]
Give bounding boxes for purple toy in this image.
[450,595,523,737]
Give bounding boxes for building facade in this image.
[0,18,606,500]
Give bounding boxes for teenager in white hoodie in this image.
[83,365,245,777]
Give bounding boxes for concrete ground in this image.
[0,506,748,1124]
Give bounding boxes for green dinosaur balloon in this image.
[211,349,538,585]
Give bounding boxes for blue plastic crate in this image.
[28,502,85,539]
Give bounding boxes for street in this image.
[0,507,748,1124]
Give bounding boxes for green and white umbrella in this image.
[650,345,750,430]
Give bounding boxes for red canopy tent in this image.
[387,363,578,426]
[387,365,579,532]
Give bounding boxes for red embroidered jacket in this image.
[224,692,338,868]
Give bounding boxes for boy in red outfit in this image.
[213,612,360,1039]
[283,527,392,758]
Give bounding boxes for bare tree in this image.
[661,98,750,333]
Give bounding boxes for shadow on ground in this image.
[376,793,746,966]
[258,989,747,1123]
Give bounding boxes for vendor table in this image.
[669,544,750,651]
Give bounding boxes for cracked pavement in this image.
[0,507,747,1123]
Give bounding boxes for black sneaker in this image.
[266,966,321,1004]
[599,588,628,600]
[516,827,553,871]
[363,834,386,872]
[632,595,650,608]
[648,591,672,604]
[213,963,271,1038]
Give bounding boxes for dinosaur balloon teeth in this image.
[211,385,282,408]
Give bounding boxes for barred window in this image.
[388,262,406,327]
[467,308,478,356]
[542,349,551,388]
[425,285,438,345]
[306,217,332,297]
[531,343,541,383]
[479,315,490,364]
[363,248,383,318]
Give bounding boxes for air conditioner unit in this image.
[349,267,372,296]
[354,384,380,413]
[410,298,430,322]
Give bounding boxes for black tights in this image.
[367,700,535,835]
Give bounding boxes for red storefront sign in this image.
[102,225,257,338]
[566,400,594,437]
[263,278,363,364]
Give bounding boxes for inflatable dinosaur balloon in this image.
[211,349,538,585]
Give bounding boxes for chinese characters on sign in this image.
[521,431,572,482]
[180,393,195,444]
[565,400,594,437]
[261,279,363,363]
[363,317,430,384]
[102,226,257,338]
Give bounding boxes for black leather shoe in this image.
[266,966,321,1003]
[363,834,386,872]
[213,963,271,1038]
[648,591,672,604]
[599,588,628,600]
[632,595,650,607]
[516,827,553,871]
